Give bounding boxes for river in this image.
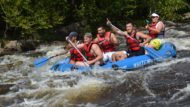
[0,23,190,107]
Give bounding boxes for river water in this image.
[0,23,190,107]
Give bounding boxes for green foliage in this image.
[156,0,189,20]
[75,0,189,32]
[0,0,189,40]
[75,0,138,33]
[0,0,68,39]
[144,0,189,21]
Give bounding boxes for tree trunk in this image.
[3,22,8,39]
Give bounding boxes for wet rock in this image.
[165,28,187,38]
[56,21,87,38]
[0,48,4,53]
[0,83,15,95]
[0,40,38,56]
[19,40,36,52]
[165,21,177,26]
[4,40,22,51]
[180,23,190,32]
[183,12,190,20]
[165,21,190,38]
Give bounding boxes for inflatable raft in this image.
[51,42,176,72]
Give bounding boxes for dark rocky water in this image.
[0,22,190,107]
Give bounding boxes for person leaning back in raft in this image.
[106,19,152,62]
[145,13,165,50]
[146,13,165,39]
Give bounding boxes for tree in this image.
[0,0,69,39]
[75,0,138,33]
[0,0,189,40]
[145,0,189,21]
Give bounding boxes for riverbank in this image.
[0,40,67,56]
[0,40,37,56]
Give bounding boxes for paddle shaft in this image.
[66,38,89,66]
[36,55,55,64]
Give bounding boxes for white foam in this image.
[21,98,45,106]
[163,38,190,50]
[170,84,190,102]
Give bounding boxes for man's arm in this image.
[75,43,84,49]
[55,44,70,56]
[93,37,99,44]
[137,32,152,46]
[56,43,83,56]
[156,22,164,33]
[66,44,72,50]
[87,44,103,65]
[110,33,119,46]
[107,19,128,37]
[55,50,68,56]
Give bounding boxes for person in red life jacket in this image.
[56,32,83,64]
[73,33,103,66]
[93,26,119,62]
[146,13,165,39]
[107,19,152,62]
[66,32,84,64]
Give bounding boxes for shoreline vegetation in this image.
[0,0,189,38]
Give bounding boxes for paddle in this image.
[34,55,56,68]
[145,19,150,24]
[34,50,68,68]
[66,37,89,67]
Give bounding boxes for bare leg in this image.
[70,60,88,66]
[112,53,117,62]
[112,51,127,62]
[94,60,103,65]
[116,51,127,61]
[69,60,76,64]
[145,44,154,54]
[75,61,89,66]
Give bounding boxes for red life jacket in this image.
[70,48,84,61]
[97,32,115,52]
[83,42,96,61]
[149,22,157,39]
[125,31,141,51]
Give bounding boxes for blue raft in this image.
[51,42,176,72]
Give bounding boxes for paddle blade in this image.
[34,57,49,68]
[145,19,150,24]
